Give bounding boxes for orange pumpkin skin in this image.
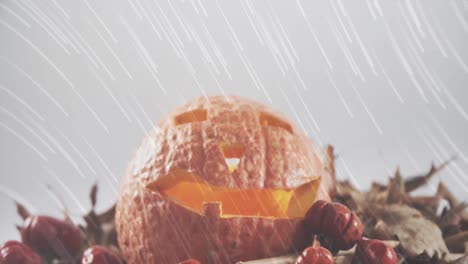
[116,96,334,264]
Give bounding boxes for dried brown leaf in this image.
[445,231,468,253]
[15,201,30,220]
[450,254,468,264]
[387,168,407,204]
[90,183,98,208]
[404,158,454,193]
[371,204,449,259]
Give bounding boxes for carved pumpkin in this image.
[116,96,335,264]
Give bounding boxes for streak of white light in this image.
[429,115,468,164]
[48,169,87,214]
[42,184,67,214]
[0,106,55,153]
[339,157,361,188]
[216,0,243,51]
[20,112,86,180]
[398,1,425,53]
[196,0,208,17]
[365,0,377,20]
[432,19,468,73]
[123,101,148,135]
[46,11,80,54]
[342,8,376,75]
[61,18,100,69]
[168,1,192,41]
[257,15,287,75]
[0,18,74,88]
[0,84,44,120]
[373,52,404,104]
[2,58,69,116]
[404,36,446,109]
[347,76,383,135]
[55,129,97,176]
[17,0,71,54]
[0,185,37,213]
[144,4,163,40]
[295,0,333,69]
[234,41,271,103]
[48,126,88,178]
[414,0,448,58]
[326,70,354,118]
[268,9,297,70]
[383,20,428,103]
[82,0,117,42]
[240,0,265,46]
[329,18,365,81]
[83,139,119,192]
[271,11,299,61]
[423,127,468,185]
[92,70,132,122]
[419,129,467,188]
[130,94,154,128]
[120,16,166,94]
[155,3,185,52]
[71,88,110,134]
[126,0,143,20]
[201,24,232,79]
[187,23,219,74]
[279,87,309,137]
[450,0,468,34]
[89,22,133,79]
[291,80,320,132]
[404,0,425,38]
[373,0,383,17]
[49,0,70,19]
[0,2,31,27]
[400,144,422,171]
[146,7,180,61]
[330,0,352,43]
[0,121,48,161]
[138,0,165,41]
[442,86,468,122]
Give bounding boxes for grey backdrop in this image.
[1,0,467,241]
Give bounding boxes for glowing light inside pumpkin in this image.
[259,112,293,134]
[145,169,321,219]
[174,109,207,125]
[219,143,245,173]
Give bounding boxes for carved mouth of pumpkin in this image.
[145,169,321,219]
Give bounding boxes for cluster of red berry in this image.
[0,215,124,264]
[296,200,398,264]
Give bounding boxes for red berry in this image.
[81,245,124,264]
[178,259,201,264]
[294,240,333,264]
[304,200,363,250]
[0,240,43,264]
[21,215,82,258]
[353,238,398,264]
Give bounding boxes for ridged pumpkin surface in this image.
[116,96,334,263]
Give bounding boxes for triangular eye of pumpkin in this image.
[219,143,245,173]
[173,109,207,125]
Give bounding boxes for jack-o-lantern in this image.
[116,96,335,264]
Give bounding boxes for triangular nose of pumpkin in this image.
[219,143,246,173]
[225,158,240,172]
